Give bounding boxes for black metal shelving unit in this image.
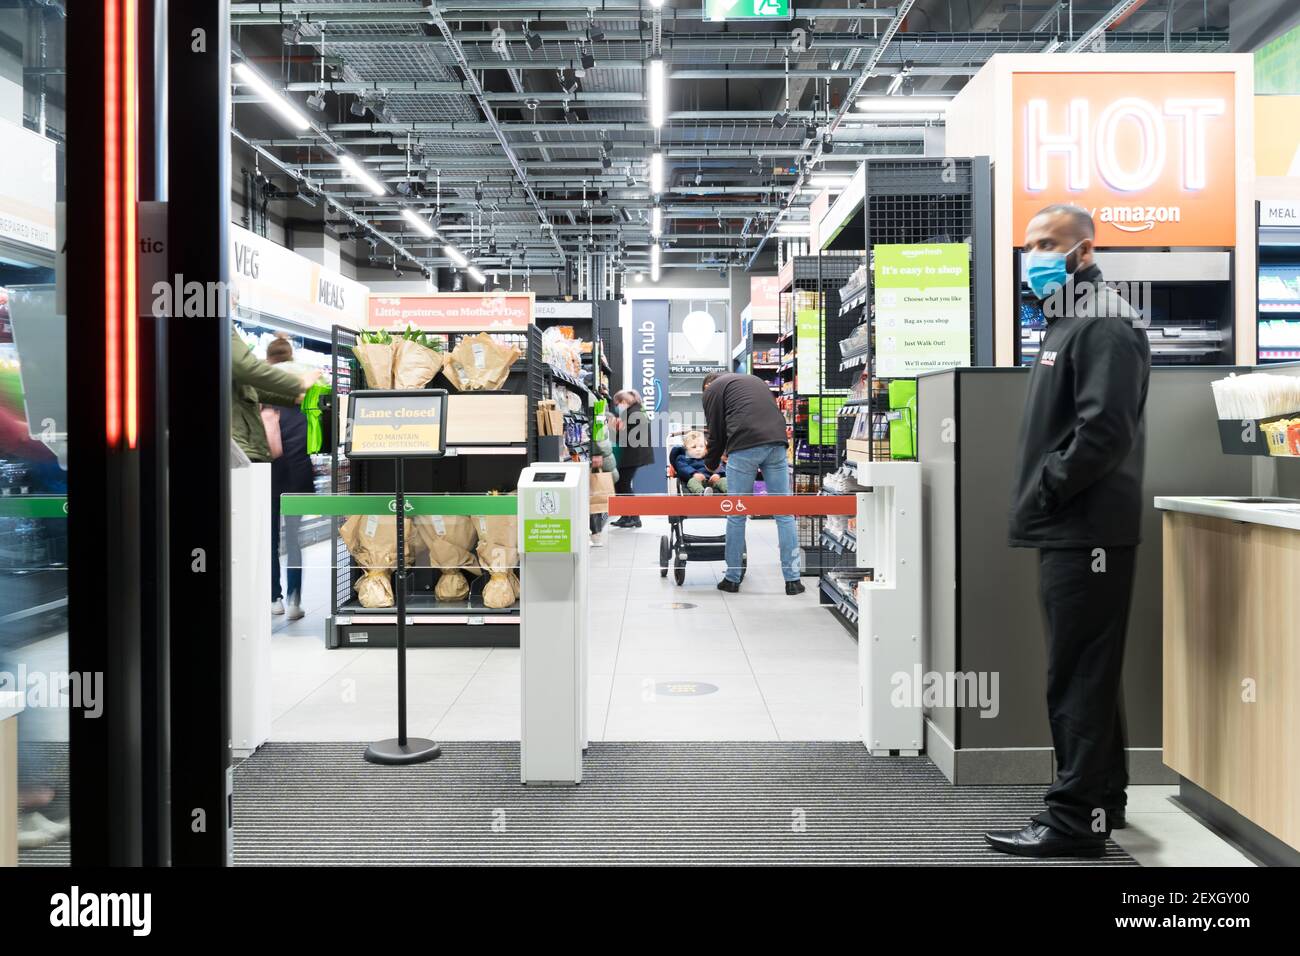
[819,157,992,633]
[325,323,542,648]
[778,254,860,577]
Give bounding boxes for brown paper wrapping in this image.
[413,514,480,603]
[352,342,394,390]
[476,539,519,609]
[392,338,442,390]
[443,333,520,391]
[340,514,416,608]
[589,471,615,514]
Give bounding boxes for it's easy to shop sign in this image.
[1011,72,1236,247]
[704,0,791,21]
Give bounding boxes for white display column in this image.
[517,462,589,784]
[230,461,272,758]
[855,461,924,756]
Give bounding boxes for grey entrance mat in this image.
[233,741,1137,866]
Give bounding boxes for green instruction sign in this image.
[705,0,791,20]
[524,519,571,553]
[873,243,971,377]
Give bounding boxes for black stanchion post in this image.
[363,453,441,765]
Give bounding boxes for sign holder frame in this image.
[345,389,449,766]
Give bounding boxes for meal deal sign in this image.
[873,244,971,377]
[1012,72,1236,247]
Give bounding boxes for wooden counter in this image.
[1158,497,1300,859]
[0,691,23,866]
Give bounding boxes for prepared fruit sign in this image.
[346,390,447,459]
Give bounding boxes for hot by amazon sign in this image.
[1012,72,1236,247]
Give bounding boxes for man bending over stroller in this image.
[676,430,727,495]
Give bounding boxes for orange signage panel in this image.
[1011,72,1236,247]
[367,291,533,329]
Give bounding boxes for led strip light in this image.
[104,0,138,448]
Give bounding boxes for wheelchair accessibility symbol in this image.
[718,498,747,514]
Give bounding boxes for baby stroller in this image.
[659,441,746,586]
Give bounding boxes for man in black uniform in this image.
[986,205,1151,858]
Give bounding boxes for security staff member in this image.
[986,205,1150,859]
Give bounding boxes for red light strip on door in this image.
[104,0,139,448]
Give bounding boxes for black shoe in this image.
[611,517,635,528]
[984,823,1106,858]
[717,579,741,593]
[1110,808,1126,830]
[785,580,806,596]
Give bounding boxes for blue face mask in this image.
[1024,241,1083,300]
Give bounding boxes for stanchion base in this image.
[364,738,443,765]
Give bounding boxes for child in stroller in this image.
[659,429,744,585]
[673,430,727,495]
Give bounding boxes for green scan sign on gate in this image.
[705,0,792,21]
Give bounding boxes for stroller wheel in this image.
[673,553,687,586]
[659,536,671,578]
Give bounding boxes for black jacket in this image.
[702,373,788,471]
[1008,264,1151,549]
[615,402,657,469]
[271,405,316,497]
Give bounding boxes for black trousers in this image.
[614,465,639,496]
[1034,545,1135,838]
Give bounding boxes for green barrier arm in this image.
[280,493,517,516]
[0,495,68,518]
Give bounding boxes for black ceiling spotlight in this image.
[525,23,543,52]
[349,97,367,117]
[805,124,818,141]
[581,45,596,71]
[601,154,612,170]
[474,183,483,203]
[772,110,790,129]
[559,69,579,95]
[821,134,834,154]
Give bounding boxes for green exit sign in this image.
[705,0,792,21]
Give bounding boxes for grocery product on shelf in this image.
[339,514,417,608]
[391,327,443,389]
[443,331,520,390]
[475,514,520,609]
[414,514,480,601]
[352,330,395,389]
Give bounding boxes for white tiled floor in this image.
[272,516,862,743]
[268,519,1257,867]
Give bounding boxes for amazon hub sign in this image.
[1012,72,1236,247]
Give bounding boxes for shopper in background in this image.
[987,204,1151,859]
[700,372,801,595]
[609,388,655,529]
[231,328,318,463]
[265,335,317,619]
[590,410,618,547]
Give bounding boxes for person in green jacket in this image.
[231,329,320,463]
